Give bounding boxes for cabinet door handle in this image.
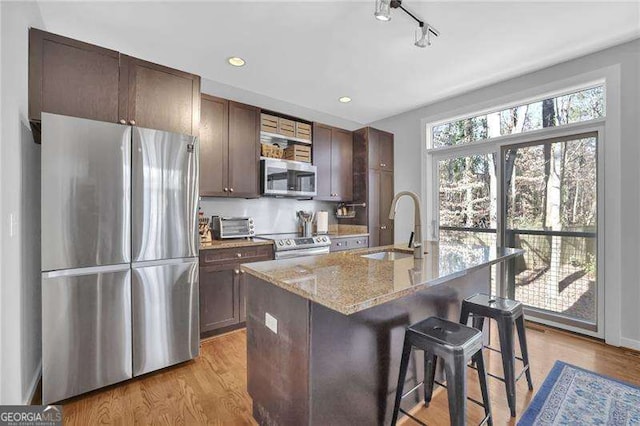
[240,270,245,274]
[234,269,240,275]
[380,163,385,167]
[337,242,342,246]
[129,120,136,125]
[381,226,387,230]
[230,188,234,193]
[236,253,242,258]
[224,187,229,192]
[119,119,126,125]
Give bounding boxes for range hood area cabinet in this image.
[352,127,395,247]
[199,94,260,198]
[313,123,353,201]
[29,28,200,139]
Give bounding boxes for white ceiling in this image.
[37,1,640,124]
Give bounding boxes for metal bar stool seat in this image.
[391,317,492,426]
[460,293,534,417]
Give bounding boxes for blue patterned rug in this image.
[518,361,640,425]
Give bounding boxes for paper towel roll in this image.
[316,211,329,234]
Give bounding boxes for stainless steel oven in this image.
[254,234,331,259]
[261,158,317,197]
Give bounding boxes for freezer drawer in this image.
[132,258,199,376]
[42,265,132,404]
[41,113,131,271]
[132,127,199,262]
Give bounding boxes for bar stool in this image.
[391,317,492,426]
[459,293,534,417]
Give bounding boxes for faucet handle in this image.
[413,242,422,248]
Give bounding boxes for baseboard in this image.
[24,361,42,405]
[620,337,640,352]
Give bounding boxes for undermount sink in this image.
[361,250,413,261]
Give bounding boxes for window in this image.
[431,85,604,148]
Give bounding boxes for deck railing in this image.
[440,226,597,326]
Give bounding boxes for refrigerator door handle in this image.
[132,257,198,269]
[42,263,130,279]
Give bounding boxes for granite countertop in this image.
[241,241,524,315]
[200,238,273,251]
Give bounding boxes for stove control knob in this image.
[286,240,292,246]
[277,241,284,246]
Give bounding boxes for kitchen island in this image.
[241,241,523,426]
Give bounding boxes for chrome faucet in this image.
[389,191,424,259]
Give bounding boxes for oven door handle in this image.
[275,247,330,259]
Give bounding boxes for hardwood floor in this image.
[59,324,640,425]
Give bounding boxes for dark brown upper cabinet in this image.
[120,55,200,136]
[29,28,121,126]
[29,28,201,140]
[228,102,260,197]
[351,127,395,247]
[313,123,353,201]
[199,95,260,198]
[368,128,394,171]
[200,95,229,197]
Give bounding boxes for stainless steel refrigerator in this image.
[41,113,199,404]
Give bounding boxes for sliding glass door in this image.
[503,133,599,331]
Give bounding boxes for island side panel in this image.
[246,274,310,425]
[309,267,490,426]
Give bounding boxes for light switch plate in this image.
[265,312,278,334]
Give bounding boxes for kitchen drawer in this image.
[200,245,273,265]
[330,236,369,252]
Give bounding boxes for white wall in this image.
[0,1,44,404]
[200,198,337,235]
[371,39,640,349]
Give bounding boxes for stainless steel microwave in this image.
[261,158,317,197]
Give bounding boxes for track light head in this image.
[414,24,431,48]
[374,0,392,21]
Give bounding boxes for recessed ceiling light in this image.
[227,57,246,67]
[339,96,352,103]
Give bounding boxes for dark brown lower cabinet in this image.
[200,266,239,333]
[199,245,273,337]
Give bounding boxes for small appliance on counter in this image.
[297,210,314,237]
[211,216,255,239]
[316,211,329,234]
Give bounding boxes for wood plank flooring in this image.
[59,324,640,425]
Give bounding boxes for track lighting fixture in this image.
[374,0,440,48]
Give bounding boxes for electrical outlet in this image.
[265,312,278,334]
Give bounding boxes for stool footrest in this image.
[467,361,530,384]
[433,380,488,409]
[484,345,525,362]
[401,381,424,399]
[398,408,428,426]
